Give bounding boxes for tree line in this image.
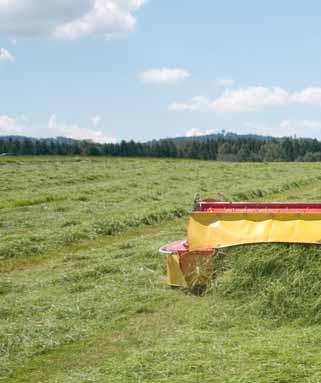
[2,135,321,161]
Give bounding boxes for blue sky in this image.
[2,1,321,142]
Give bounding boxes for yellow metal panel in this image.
[188,212,321,251]
[167,254,188,287]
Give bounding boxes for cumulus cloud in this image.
[48,114,116,143]
[0,48,14,61]
[212,87,290,112]
[140,67,190,83]
[0,115,24,135]
[0,0,145,39]
[186,128,215,137]
[170,86,321,113]
[292,88,321,106]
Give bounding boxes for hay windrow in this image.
[215,243,321,324]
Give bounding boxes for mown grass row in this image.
[2,172,321,260]
[3,158,321,265]
[214,243,321,325]
[0,194,69,210]
[2,174,317,210]
[0,208,186,259]
[230,175,321,201]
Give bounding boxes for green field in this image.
[3,157,321,382]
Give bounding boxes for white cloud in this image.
[92,115,102,126]
[170,86,321,113]
[217,79,235,87]
[0,48,14,61]
[140,67,190,83]
[0,0,145,39]
[211,87,290,112]
[48,114,116,143]
[292,88,321,106]
[0,115,24,135]
[186,128,215,137]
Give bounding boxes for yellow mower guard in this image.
[188,212,321,250]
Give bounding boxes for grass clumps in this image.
[93,208,186,236]
[0,237,46,259]
[217,243,321,325]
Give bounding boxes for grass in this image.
[2,157,321,381]
[217,243,321,325]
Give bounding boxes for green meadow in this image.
[3,157,321,382]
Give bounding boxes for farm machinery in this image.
[160,196,321,289]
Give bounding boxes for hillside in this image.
[2,157,321,382]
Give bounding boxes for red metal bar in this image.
[197,200,321,214]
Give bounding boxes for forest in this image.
[2,135,321,161]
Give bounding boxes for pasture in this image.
[2,157,321,382]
